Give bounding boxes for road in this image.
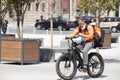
[7,25,73,35]
[7,25,119,39]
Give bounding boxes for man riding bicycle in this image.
[66,17,94,71]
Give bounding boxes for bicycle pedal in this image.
[78,68,87,73]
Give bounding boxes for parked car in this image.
[69,16,95,28]
[111,22,120,32]
[91,17,120,32]
[35,17,70,30]
[69,20,78,28]
[82,16,95,24]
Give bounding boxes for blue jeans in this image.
[82,42,93,65]
[80,37,85,45]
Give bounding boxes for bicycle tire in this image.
[87,52,104,78]
[56,53,77,80]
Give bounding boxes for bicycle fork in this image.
[73,48,84,69]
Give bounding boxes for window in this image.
[36,2,39,11]
[117,18,120,21]
[54,18,58,22]
[52,1,56,14]
[102,18,108,22]
[28,3,31,11]
[110,18,115,22]
[42,3,45,12]
[101,17,120,22]
[63,10,69,14]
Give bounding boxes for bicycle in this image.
[56,38,104,80]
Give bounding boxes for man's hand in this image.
[65,36,70,39]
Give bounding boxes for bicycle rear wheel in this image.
[87,53,104,78]
[56,53,77,80]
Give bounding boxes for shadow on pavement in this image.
[1,62,42,65]
[104,59,120,63]
[57,75,107,80]
[74,75,107,80]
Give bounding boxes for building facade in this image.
[6,0,77,26]
[5,0,119,26]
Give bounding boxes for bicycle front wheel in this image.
[56,53,77,80]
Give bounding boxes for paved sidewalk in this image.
[0,43,120,80]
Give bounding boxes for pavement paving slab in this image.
[0,44,120,80]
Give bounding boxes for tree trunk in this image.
[16,16,21,38]
[16,13,24,39]
[0,22,2,34]
[18,14,24,39]
[107,10,110,17]
[96,2,101,53]
[96,2,100,27]
[21,14,24,39]
[0,0,2,34]
[0,17,2,34]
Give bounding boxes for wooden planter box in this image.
[102,28,111,48]
[0,34,15,39]
[103,33,111,48]
[0,38,39,65]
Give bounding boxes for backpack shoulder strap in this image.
[92,25,95,28]
[85,25,94,31]
[85,25,88,31]
[79,25,93,32]
[78,27,81,32]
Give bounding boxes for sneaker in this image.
[79,66,87,73]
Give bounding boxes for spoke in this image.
[88,56,102,74]
[59,60,74,77]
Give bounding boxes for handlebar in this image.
[66,38,78,48]
[65,37,77,43]
[66,37,84,54]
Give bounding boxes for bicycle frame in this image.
[68,38,84,68]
